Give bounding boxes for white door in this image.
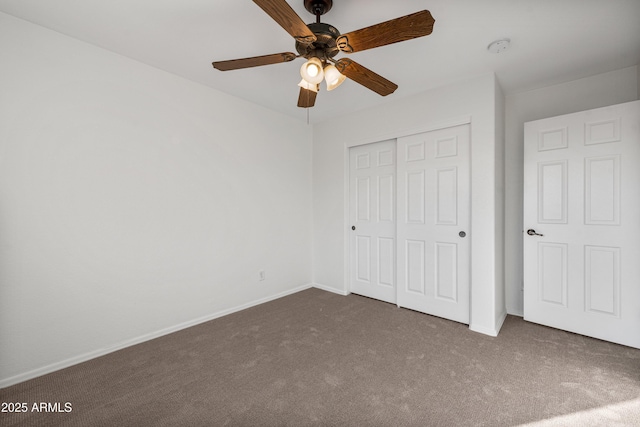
[349,140,396,304]
[396,125,471,324]
[524,100,640,349]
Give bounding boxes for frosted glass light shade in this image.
[324,64,346,91]
[300,57,324,85]
[298,79,319,92]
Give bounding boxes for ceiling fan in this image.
[212,0,435,108]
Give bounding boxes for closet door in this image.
[523,100,640,349]
[349,140,396,304]
[396,125,471,324]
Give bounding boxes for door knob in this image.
[459,231,466,238]
[351,226,356,230]
[526,229,543,236]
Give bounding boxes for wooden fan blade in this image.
[335,59,398,96]
[337,10,434,53]
[212,52,297,71]
[297,87,317,108]
[253,0,317,44]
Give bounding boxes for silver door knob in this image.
[526,229,543,236]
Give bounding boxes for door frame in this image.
[343,116,473,310]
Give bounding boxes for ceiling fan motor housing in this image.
[295,22,340,60]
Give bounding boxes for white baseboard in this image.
[313,282,349,296]
[469,311,508,337]
[0,283,313,389]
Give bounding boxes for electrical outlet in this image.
[259,270,265,281]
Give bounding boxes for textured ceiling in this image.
[1,0,639,124]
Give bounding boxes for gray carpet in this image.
[1,288,639,426]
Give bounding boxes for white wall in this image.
[0,13,312,387]
[504,66,639,316]
[312,73,506,336]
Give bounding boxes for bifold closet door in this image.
[349,140,396,304]
[396,125,471,324]
[523,100,640,349]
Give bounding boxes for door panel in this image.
[537,160,567,223]
[435,242,457,301]
[584,245,619,317]
[436,167,458,224]
[584,155,619,225]
[396,125,470,324]
[349,140,396,303]
[406,239,426,294]
[523,100,640,349]
[406,171,425,223]
[537,242,568,306]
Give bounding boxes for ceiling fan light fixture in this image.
[212,2,436,108]
[300,57,324,84]
[324,64,346,91]
[298,79,319,92]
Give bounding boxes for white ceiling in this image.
[1,0,639,124]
